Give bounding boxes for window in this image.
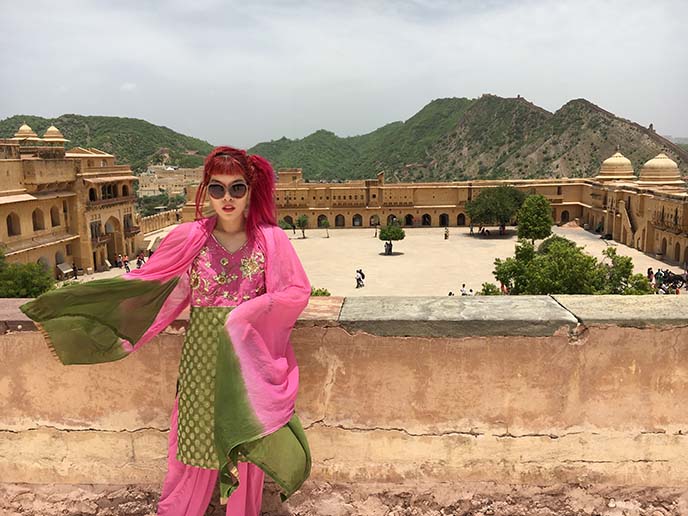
[6,212,21,236]
[32,208,45,231]
[50,206,60,227]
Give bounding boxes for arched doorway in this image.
[104,216,122,264]
[335,214,345,227]
[661,237,668,256]
[55,251,65,265]
[283,215,294,226]
[317,214,329,227]
[352,214,363,227]
[439,213,449,227]
[387,214,398,225]
[422,213,431,226]
[369,214,380,227]
[675,242,681,262]
[561,210,570,223]
[457,213,466,226]
[404,214,414,226]
[37,256,50,272]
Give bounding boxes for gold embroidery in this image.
[240,251,265,280]
[220,257,229,266]
[214,271,229,285]
[190,269,200,289]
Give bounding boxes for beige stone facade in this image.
[272,155,688,265]
[137,165,203,197]
[0,124,143,277]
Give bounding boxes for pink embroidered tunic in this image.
[190,232,266,308]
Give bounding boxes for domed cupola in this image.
[636,153,685,187]
[595,151,636,182]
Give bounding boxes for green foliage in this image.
[0,114,214,173]
[494,236,653,295]
[379,223,406,242]
[296,214,308,238]
[517,194,554,242]
[0,248,55,298]
[278,218,292,230]
[480,282,502,296]
[310,287,331,296]
[465,186,526,226]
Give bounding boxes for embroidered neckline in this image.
[210,231,249,255]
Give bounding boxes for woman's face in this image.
[207,173,250,225]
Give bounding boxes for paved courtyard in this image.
[74,224,684,296]
[289,225,684,297]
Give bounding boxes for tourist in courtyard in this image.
[20,146,312,516]
[460,283,468,296]
[355,269,365,288]
[469,222,474,235]
[71,262,78,279]
[444,227,449,240]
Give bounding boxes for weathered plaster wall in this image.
[2,295,688,513]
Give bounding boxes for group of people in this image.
[448,283,475,296]
[114,251,148,273]
[647,267,687,294]
[468,223,507,237]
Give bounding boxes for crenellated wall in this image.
[2,295,688,514]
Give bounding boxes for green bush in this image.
[310,287,331,296]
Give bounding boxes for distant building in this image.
[1,123,142,277]
[265,155,688,265]
[137,165,202,197]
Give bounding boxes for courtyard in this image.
[289,225,685,297]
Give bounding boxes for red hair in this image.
[194,146,277,242]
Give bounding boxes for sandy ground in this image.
[288,225,684,297]
[71,225,684,296]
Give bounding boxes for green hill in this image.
[250,95,688,181]
[0,114,214,172]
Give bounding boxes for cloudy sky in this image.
[2,0,686,148]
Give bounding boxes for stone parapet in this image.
[2,295,688,514]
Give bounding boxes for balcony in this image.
[3,295,688,512]
[86,195,137,209]
[652,213,688,234]
[90,233,112,247]
[124,225,141,237]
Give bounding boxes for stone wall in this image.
[2,295,688,514]
[139,209,181,235]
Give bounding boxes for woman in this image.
[20,146,312,515]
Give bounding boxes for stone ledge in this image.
[338,296,578,337]
[553,295,688,327]
[6,295,688,338]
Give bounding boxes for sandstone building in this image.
[137,165,202,198]
[0,124,142,277]
[271,153,688,265]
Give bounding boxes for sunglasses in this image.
[207,181,248,200]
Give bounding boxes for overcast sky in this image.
[2,0,686,148]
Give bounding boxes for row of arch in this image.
[6,207,61,236]
[660,237,688,264]
[282,213,469,228]
[88,184,130,202]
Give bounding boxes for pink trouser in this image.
[157,397,266,516]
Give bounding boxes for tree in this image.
[480,282,502,296]
[278,218,292,231]
[319,218,330,238]
[465,185,526,227]
[0,248,55,298]
[517,194,554,243]
[296,214,308,238]
[379,221,405,254]
[494,235,653,295]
